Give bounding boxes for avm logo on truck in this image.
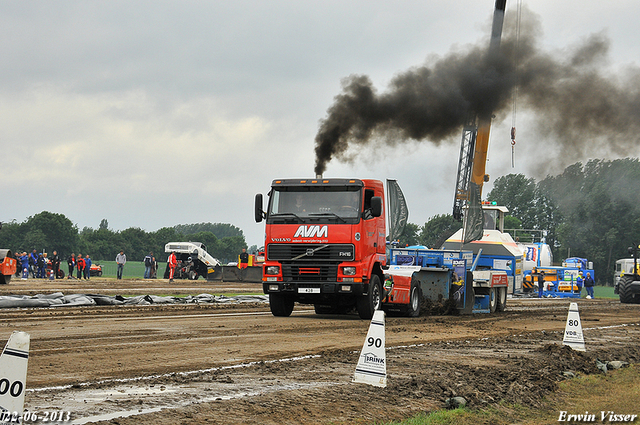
[293,225,328,238]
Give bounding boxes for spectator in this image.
[43,252,49,278]
[76,253,85,280]
[150,255,158,279]
[584,272,595,299]
[239,248,249,281]
[576,271,584,295]
[116,250,126,280]
[168,251,177,282]
[84,254,92,280]
[29,249,37,278]
[50,251,60,279]
[36,253,45,279]
[20,252,29,280]
[13,252,21,277]
[144,252,153,279]
[537,271,545,298]
[67,253,75,279]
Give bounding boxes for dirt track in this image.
[1,278,639,424]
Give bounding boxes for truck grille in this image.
[268,244,354,282]
[282,263,339,282]
[268,244,354,262]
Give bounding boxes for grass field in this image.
[85,260,159,279]
[593,285,616,299]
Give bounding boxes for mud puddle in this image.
[25,355,329,424]
[30,380,333,424]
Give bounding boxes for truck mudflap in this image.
[410,268,475,314]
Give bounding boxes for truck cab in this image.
[255,178,387,319]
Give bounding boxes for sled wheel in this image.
[406,280,421,317]
[489,287,498,313]
[496,287,507,312]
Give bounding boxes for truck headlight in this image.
[266,266,280,275]
[343,266,356,276]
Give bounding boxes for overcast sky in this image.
[3,1,639,249]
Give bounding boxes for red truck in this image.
[255,178,387,319]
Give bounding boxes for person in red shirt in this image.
[76,254,85,280]
[168,251,177,282]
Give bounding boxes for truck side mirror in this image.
[628,246,635,256]
[255,194,264,223]
[371,196,382,218]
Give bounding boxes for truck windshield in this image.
[267,187,361,223]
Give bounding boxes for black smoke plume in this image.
[314,10,640,176]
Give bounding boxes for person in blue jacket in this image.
[537,271,545,298]
[584,272,595,298]
[20,252,29,280]
[29,249,38,278]
[84,254,92,280]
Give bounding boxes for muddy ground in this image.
[1,277,639,424]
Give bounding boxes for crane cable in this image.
[511,0,523,168]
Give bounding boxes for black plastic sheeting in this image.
[0,293,269,309]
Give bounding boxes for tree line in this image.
[394,158,640,285]
[0,214,249,264]
[5,157,638,283]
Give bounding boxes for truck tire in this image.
[406,281,421,317]
[0,274,10,285]
[618,275,639,304]
[357,274,382,320]
[269,293,295,317]
[489,287,498,313]
[496,287,507,312]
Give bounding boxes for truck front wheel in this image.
[357,274,382,320]
[269,293,295,316]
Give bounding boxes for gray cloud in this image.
[314,8,640,176]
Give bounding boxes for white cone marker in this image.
[562,302,586,352]
[353,310,387,387]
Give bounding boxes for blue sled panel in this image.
[473,294,490,313]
